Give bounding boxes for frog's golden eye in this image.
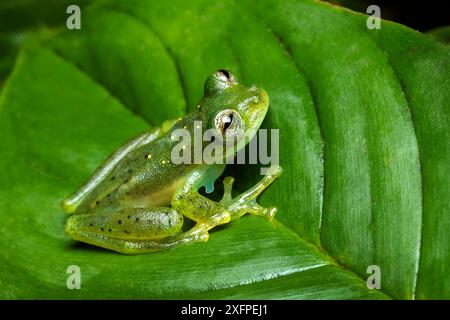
[204,69,238,95]
[215,109,243,138]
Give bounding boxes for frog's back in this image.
[72,133,194,214]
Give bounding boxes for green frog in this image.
[62,70,282,254]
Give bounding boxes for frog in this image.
[62,69,282,254]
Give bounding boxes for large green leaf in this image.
[0,0,449,299]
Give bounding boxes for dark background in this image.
[336,0,449,32]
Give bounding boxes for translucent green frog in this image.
[62,70,282,254]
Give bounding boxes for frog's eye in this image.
[217,69,236,82]
[204,69,238,95]
[215,109,243,139]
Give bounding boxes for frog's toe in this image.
[267,165,283,178]
[193,229,209,242]
[246,200,277,221]
[265,207,277,222]
[61,197,78,214]
[220,176,235,203]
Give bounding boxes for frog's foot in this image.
[219,166,282,221]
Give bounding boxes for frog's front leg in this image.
[169,166,283,242]
[220,166,283,222]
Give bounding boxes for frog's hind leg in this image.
[65,167,282,254]
[65,207,201,254]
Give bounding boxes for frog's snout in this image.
[250,85,269,108]
[258,88,269,108]
[251,87,270,117]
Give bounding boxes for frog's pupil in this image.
[219,69,230,79]
[223,114,233,131]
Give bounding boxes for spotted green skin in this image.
[62,70,282,254]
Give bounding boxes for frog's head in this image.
[200,70,269,157]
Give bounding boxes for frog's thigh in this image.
[65,207,211,254]
[66,207,183,242]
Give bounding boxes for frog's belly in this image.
[122,178,182,208]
